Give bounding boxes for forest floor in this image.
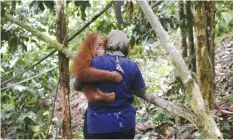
[57,33,233,139]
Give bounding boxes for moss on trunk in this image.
[194,1,214,110]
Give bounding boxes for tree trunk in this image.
[186,1,196,73]
[205,1,216,105]
[194,1,214,110]
[179,0,188,58]
[56,0,71,138]
[138,1,222,139]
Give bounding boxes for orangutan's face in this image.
[93,36,105,56]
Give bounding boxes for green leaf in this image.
[43,1,54,11]
[42,110,50,116]
[32,125,40,133]
[166,89,172,96]
[38,1,45,11]
[8,37,18,53]
[155,84,162,90]
[14,85,27,92]
[162,119,174,125]
[133,96,140,107]
[194,132,201,137]
[1,29,9,41]
[37,27,46,32]
[21,43,27,52]
[25,111,37,122]
[223,122,231,130]
[75,1,91,21]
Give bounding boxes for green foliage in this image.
[133,96,141,107]
[74,1,91,21]
[129,1,179,47]
[215,1,233,37]
[2,0,233,139]
[8,37,18,53]
[1,0,95,138]
[1,1,58,137]
[73,130,84,139]
[132,32,177,139]
[166,74,187,104]
[194,132,203,139]
[1,87,53,139]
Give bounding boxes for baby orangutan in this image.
[72,33,122,103]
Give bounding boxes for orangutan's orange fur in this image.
[72,33,122,102]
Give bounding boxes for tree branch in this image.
[139,92,196,124]
[2,12,75,59]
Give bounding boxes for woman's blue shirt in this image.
[87,55,145,134]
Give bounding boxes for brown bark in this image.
[186,1,196,73]
[194,1,214,110]
[205,1,216,103]
[179,0,188,58]
[56,0,71,138]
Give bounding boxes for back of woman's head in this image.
[107,30,130,56]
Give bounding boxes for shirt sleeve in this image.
[132,63,146,91]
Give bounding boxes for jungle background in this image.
[1,0,233,139]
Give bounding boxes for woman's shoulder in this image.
[92,55,111,61]
[119,57,136,65]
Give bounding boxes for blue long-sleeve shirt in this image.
[86,55,145,134]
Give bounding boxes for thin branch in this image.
[221,110,233,114]
[0,66,58,91]
[1,50,57,86]
[139,92,196,124]
[49,75,60,137]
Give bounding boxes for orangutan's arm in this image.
[78,67,122,83]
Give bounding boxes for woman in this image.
[75,30,146,139]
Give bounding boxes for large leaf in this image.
[18,111,37,122]
[75,1,91,21]
[29,1,54,12]
[8,37,18,53]
[1,29,9,41]
[43,1,55,11]
[133,96,141,107]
